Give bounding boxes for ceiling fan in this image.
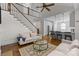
[36,3,55,12]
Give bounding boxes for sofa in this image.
[17,32,42,45]
[48,39,79,56]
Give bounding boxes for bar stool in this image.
[65,35,72,41]
[57,34,62,40]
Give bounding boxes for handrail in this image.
[11,3,37,29]
[1,5,40,18]
[15,3,41,19]
[16,3,40,13]
[23,12,40,18]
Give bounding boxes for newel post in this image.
[37,28,39,35]
[8,3,11,13]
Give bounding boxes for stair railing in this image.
[1,3,40,34]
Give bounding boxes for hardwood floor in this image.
[43,35,61,46]
[1,36,61,56]
[2,43,20,56]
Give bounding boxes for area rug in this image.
[19,44,57,56]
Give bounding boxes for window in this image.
[61,23,66,30]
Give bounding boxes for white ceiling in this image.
[31,3,76,18]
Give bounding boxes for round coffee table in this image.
[33,40,48,51]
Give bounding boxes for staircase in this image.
[1,3,40,33]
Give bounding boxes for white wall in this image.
[55,12,71,32]
[75,9,79,39]
[54,20,70,32]
[0,10,31,46]
[44,12,71,32]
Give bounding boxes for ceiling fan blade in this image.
[43,3,46,6]
[45,7,50,11]
[41,7,44,12]
[45,3,55,7]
